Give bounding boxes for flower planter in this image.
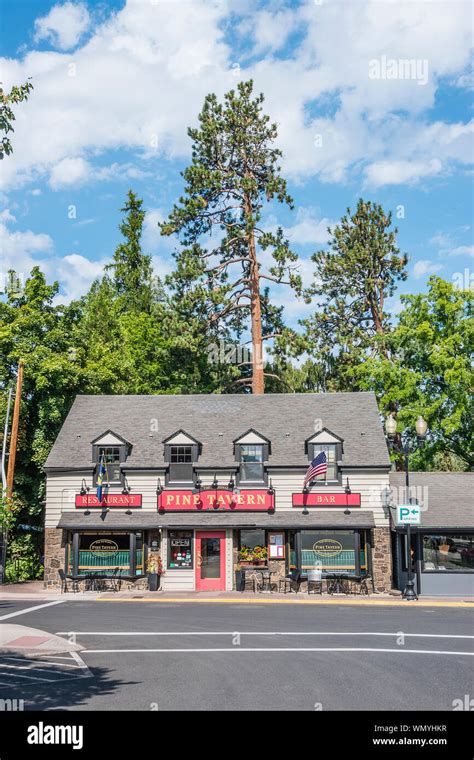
[235,570,243,591]
[148,573,160,591]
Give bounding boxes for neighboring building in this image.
[43,392,394,592]
[389,472,474,597]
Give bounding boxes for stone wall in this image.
[372,527,393,593]
[43,527,65,589]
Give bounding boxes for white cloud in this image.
[413,259,443,278]
[447,245,474,258]
[238,9,298,56]
[0,220,53,260]
[0,209,17,223]
[55,252,106,301]
[34,2,90,51]
[0,0,471,193]
[429,232,453,248]
[49,157,153,189]
[283,208,333,246]
[364,158,443,187]
[49,156,90,189]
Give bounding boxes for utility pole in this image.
[1,360,24,584]
[6,360,24,499]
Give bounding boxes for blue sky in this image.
[0,0,472,323]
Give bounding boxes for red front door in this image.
[196,531,226,591]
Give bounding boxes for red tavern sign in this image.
[158,489,274,511]
[292,493,361,508]
[75,494,142,508]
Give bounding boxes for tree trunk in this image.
[245,195,264,394]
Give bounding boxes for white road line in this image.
[0,669,58,682]
[0,662,80,676]
[82,647,474,656]
[1,656,80,669]
[55,630,474,639]
[0,600,65,620]
[70,650,93,677]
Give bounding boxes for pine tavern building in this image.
[43,392,399,592]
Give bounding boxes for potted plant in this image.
[147,555,164,591]
[235,563,243,591]
[238,545,253,566]
[252,545,268,566]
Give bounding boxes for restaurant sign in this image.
[292,493,361,508]
[312,539,343,557]
[75,494,142,508]
[158,489,274,511]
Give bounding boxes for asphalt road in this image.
[0,599,473,711]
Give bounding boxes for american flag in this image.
[304,451,327,487]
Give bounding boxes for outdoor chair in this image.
[307,568,323,594]
[256,562,279,592]
[58,568,78,593]
[241,569,257,592]
[279,569,302,594]
[358,575,372,595]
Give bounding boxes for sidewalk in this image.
[0,581,472,607]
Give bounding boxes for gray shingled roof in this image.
[45,392,390,470]
[58,510,375,530]
[389,472,474,529]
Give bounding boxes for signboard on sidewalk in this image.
[396,503,421,525]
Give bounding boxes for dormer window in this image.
[310,444,338,482]
[163,430,200,486]
[305,428,343,485]
[234,429,270,485]
[240,445,264,482]
[97,447,121,483]
[91,430,131,487]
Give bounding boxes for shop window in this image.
[239,445,265,483]
[74,532,143,577]
[239,529,267,564]
[422,533,474,572]
[168,531,193,569]
[309,444,339,483]
[299,530,365,576]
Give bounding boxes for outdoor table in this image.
[326,573,352,595]
[256,568,273,593]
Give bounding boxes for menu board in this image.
[268,532,285,559]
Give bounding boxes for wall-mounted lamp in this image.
[122,477,131,495]
[211,474,219,490]
[80,479,89,496]
[156,477,163,495]
[228,477,235,491]
[125,509,132,515]
[267,479,275,496]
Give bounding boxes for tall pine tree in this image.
[161,80,302,394]
[302,199,407,390]
[106,190,154,314]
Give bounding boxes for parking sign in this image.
[397,503,421,525]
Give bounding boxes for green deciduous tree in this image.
[161,80,302,394]
[355,277,473,470]
[0,79,34,159]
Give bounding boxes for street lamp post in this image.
[385,413,428,601]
